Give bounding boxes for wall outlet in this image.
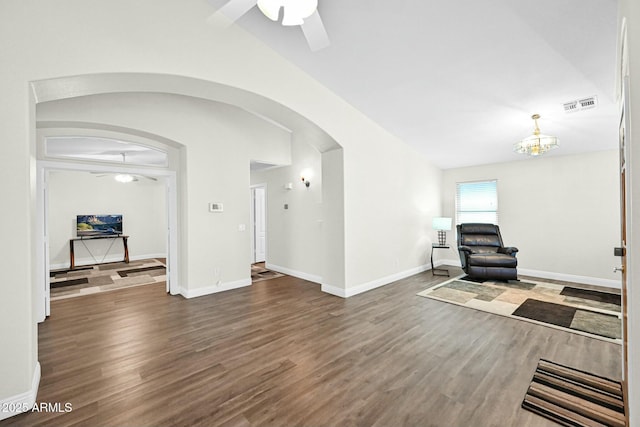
[238,224,246,231]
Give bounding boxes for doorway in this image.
[250,184,267,264]
[35,161,179,322]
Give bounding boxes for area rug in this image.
[417,276,622,343]
[251,263,285,283]
[522,359,625,427]
[50,258,166,300]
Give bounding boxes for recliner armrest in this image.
[458,245,473,254]
[499,247,519,256]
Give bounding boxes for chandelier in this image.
[257,0,318,26]
[514,114,559,156]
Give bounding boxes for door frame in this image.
[250,183,267,264]
[35,160,179,322]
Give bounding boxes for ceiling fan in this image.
[90,153,159,183]
[91,172,158,183]
[208,0,330,51]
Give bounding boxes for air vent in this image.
[564,96,597,113]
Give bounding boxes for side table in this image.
[431,244,450,276]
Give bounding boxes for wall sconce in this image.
[300,168,312,188]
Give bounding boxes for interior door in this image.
[44,171,51,317]
[254,186,266,263]
[618,75,630,420]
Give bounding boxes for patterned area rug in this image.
[50,258,166,300]
[523,359,625,427]
[251,263,285,283]
[417,276,622,343]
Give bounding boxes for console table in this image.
[431,244,450,276]
[69,235,129,269]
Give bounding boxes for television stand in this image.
[69,235,130,269]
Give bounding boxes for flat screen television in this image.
[76,215,123,237]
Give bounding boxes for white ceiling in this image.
[214,0,620,169]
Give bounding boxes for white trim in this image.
[321,283,347,298]
[321,263,432,299]
[517,268,621,289]
[440,258,621,289]
[49,253,166,270]
[180,278,251,299]
[266,263,322,284]
[0,362,40,421]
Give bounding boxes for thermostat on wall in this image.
[209,202,223,212]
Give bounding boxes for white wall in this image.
[0,0,441,412]
[48,171,167,268]
[341,138,442,296]
[250,135,323,282]
[38,93,293,293]
[442,150,620,287]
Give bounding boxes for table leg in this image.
[70,239,75,269]
[122,236,130,263]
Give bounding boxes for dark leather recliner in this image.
[457,223,518,280]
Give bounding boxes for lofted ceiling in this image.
[210,0,620,169]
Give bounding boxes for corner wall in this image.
[250,135,323,282]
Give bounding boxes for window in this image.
[455,180,498,225]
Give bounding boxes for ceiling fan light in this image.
[256,0,281,21]
[257,0,318,26]
[115,174,134,183]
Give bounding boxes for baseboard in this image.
[265,263,322,284]
[0,362,40,421]
[440,259,621,289]
[50,253,166,270]
[322,263,432,299]
[320,283,347,298]
[180,277,252,299]
[518,268,621,289]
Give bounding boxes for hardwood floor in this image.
[1,269,622,426]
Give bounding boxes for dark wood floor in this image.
[2,268,622,427]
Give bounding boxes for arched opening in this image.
[31,72,346,321]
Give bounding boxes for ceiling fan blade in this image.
[141,175,158,182]
[301,10,330,51]
[207,0,257,27]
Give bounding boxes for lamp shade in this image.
[432,217,452,231]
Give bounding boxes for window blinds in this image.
[455,180,498,225]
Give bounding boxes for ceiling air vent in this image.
[563,96,598,113]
